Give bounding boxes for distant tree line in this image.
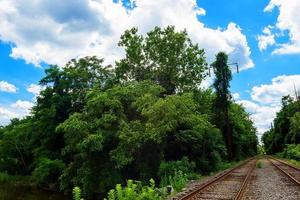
[262,95,300,155]
[0,26,258,198]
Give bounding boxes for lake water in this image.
[0,184,70,200]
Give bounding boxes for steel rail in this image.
[271,157,300,171]
[268,158,300,186]
[234,159,256,200]
[178,157,257,200]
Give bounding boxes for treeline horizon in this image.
[0,26,258,199]
[262,94,300,157]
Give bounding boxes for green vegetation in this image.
[280,144,300,161]
[0,26,258,199]
[256,160,262,168]
[105,179,162,200]
[73,187,84,200]
[262,95,300,157]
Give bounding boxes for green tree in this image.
[290,112,300,143]
[212,52,233,160]
[116,26,207,94]
[262,95,300,154]
[230,103,258,159]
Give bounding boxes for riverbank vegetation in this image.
[0,26,258,199]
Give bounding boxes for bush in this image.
[168,170,188,192]
[32,158,65,187]
[256,160,262,168]
[104,179,162,200]
[73,186,84,200]
[159,157,195,180]
[282,144,300,161]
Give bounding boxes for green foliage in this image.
[212,52,233,160]
[32,158,65,187]
[0,172,32,184]
[281,144,300,161]
[116,26,207,94]
[73,187,83,200]
[230,104,258,159]
[105,179,162,200]
[262,96,300,154]
[0,27,258,198]
[167,170,188,192]
[158,157,195,180]
[256,160,262,168]
[257,145,266,155]
[290,112,300,143]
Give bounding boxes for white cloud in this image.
[257,26,275,51]
[0,108,17,126]
[251,75,300,105]
[27,83,43,96]
[0,81,17,93]
[0,0,253,70]
[263,0,300,54]
[0,100,34,125]
[11,100,34,111]
[232,92,240,100]
[238,74,300,139]
[238,100,280,136]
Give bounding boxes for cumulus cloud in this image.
[27,83,43,97]
[257,26,275,51]
[0,81,17,93]
[232,92,240,100]
[238,74,300,139]
[251,75,300,106]
[263,0,300,54]
[11,100,34,111]
[0,0,253,69]
[0,100,34,125]
[238,100,280,137]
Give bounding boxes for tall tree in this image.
[212,52,233,160]
[115,26,207,94]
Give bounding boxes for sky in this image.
[0,0,300,140]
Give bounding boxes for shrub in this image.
[282,144,300,161]
[159,157,195,180]
[256,160,262,168]
[104,179,162,200]
[168,170,188,192]
[32,158,65,187]
[73,186,84,200]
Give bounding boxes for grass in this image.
[0,172,34,185]
[256,160,262,168]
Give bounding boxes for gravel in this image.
[241,158,300,200]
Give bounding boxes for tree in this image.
[230,103,258,159]
[262,95,300,154]
[290,112,300,143]
[212,52,233,160]
[115,26,208,94]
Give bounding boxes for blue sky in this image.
[0,0,300,138]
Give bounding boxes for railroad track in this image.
[268,157,300,186]
[174,158,257,200]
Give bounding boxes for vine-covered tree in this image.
[212,52,233,160]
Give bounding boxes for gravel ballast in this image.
[242,158,300,200]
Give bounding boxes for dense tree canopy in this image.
[262,95,300,154]
[0,26,258,199]
[115,26,208,94]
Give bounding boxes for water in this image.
[0,184,70,200]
